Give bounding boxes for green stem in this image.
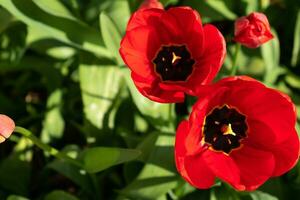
[230,43,241,76]
[14,126,82,168]
[168,103,175,131]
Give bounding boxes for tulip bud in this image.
[234,12,274,48]
[0,114,15,143]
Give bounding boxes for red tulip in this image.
[175,76,299,191]
[234,12,274,48]
[0,114,15,143]
[120,7,226,103]
[139,0,163,10]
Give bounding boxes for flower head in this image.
[120,7,226,103]
[175,76,299,191]
[234,12,274,48]
[0,114,15,143]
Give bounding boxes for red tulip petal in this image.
[188,24,226,90]
[127,8,163,31]
[132,74,185,103]
[175,120,189,157]
[181,154,216,189]
[164,7,204,57]
[202,150,244,190]
[234,16,249,36]
[224,79,296,144]
[120,26,160,79]
[250,12,270,27]
[231,145,275,191]
[175,121,215,189]
[0,114,15,142]
[271,130,300,176]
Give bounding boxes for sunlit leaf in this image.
[104,0,131,34]
[0,0,111,58]
[41,89,65,143]
[261,29,280,84]
[99,12,123,64]
[121,133,178,199]
[7,195,29,200]
[291,9,300,67]
[79,53,121,129]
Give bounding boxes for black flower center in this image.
[203,105,248,154]
[153,45,195,81]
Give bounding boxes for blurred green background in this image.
[0,0,300,199]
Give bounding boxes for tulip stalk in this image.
[14,126,82,168]
[230,43,241,76]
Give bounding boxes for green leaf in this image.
[33,0,76,20]
[44,190,79,200]
[242,0,259,14]
[0,7,15,33]
[0,155,30,196]
[47,146,97,197]
[80,147,141,173]
[104,0,131,34]
[7,195,29,200]
[100,12,123,64]
[122,68,173,130]
[0,0,111,58]
[210,186,240,200]
[261,29,280,84]
[79,53,121,129]
[41,89,65,143]
[291,9,300,67]
[0,22,27,65]
[121,133,178,199]
[249,191,279,200]
[183,0,237,23]
[205,0,237,19]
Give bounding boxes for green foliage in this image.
[80,147,141,173]
[0,0,299,200]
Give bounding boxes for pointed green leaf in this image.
[261,29,280,84]
[80,147,141,173]
[100,12,123,64]
[79,54,121,129]
[7,195,29,200]
[121,133,178,199]
[122,68,173,130]
[0,0,111,57]
[291,10,300,67]
[250,191,278,200]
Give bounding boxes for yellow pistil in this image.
[222,123,236,136]
[172,52,181,64]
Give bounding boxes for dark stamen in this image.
[203,105,248,154]
[153,45,195,81]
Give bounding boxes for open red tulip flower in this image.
[175,76,300,191]
[0,114,15,143]
[120,7,226,103]
[234,12,274,48]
